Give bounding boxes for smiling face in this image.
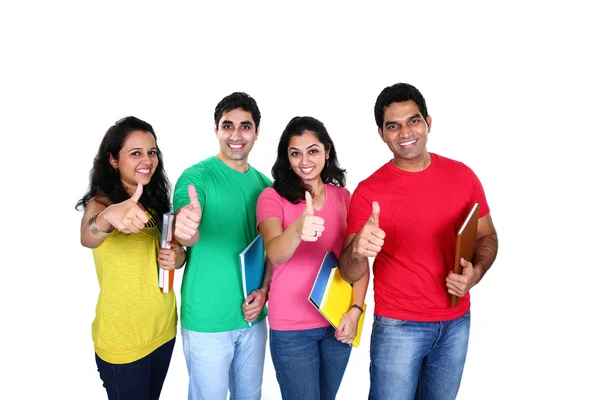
[109,130,158,196]
[215,108,259,168]
[378,100,433,171]
[288,131,329,185]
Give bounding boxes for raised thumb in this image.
[370,201,380,227]
[304,191,314,215]
[130,183,143,203]
[188,185,200,210]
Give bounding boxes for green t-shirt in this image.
[173,156,272,332]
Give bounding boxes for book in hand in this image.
[451,203,480,308]
[240,234,265,327]
[308,251,367,347]
[158,211,175,294]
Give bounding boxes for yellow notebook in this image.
[320,266,367,347]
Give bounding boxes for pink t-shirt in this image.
[256,184,351,331]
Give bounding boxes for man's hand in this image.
[352,201,385,257]
[446,257,483,298]
[175,185,202,240]
[242,288,268,323]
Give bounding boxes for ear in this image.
[426,115,432,131]
[109,154,118,169]
[255,125,260,139]
[214,124,219,136]
[378,127,385,142]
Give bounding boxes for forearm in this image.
[174,246,187,269]
[473,234,498,282]
[351,269,369,306]
[265,220,303,265]
[339,237,369,283]
[80,209,113,249]
[175,231,199,247]
[261,259,273,291]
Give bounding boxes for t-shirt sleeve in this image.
[256,187,283,229]
[346,183,372,235]
[173,166,206,212]
[471,171,490,218]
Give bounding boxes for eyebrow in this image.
[221,120,253,126]
[288,144,320,151]
[127,147,158,152]
[384,114,421,127]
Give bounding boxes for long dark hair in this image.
[272,116,346,204]
[75,116,171,223]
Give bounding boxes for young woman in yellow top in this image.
[76,116,186,400]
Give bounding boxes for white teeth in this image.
[137,169,150,173]
[301,167,314,174]
[400,139,416,146]
[229,144,243,149]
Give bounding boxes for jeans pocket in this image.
[373,314,408,327]
[462,310,471,319]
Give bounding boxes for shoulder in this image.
[432,153,477,176]
[327,184,351,200]
[250,166,272,187]
[258,187,284,206]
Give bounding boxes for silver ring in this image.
[314,231,318,237]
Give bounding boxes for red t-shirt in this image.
[346,153,490,321]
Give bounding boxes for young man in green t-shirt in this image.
[173,92,272,400]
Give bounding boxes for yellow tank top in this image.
[91,214,177,364]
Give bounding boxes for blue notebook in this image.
[239,234,265,326]
[308,251,338,309]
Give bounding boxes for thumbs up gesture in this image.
[103,183,149,234]
[297,191,325,242]
[174,185,202,241]
[352,201,386,257]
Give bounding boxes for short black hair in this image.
[374,83,429,129]
[214,92,261,128]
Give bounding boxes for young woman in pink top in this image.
[256,116,369,399]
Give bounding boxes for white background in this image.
[1,1,598,399]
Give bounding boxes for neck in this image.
[304,178,325,198]
[392,152,432,172]
[216,152,249,173]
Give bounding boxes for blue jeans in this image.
[181,320,267,400]
[95,338,175,400]
[270,325,352,400]
[369,311,471,400]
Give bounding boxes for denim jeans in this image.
[369,311,471,400]
[95,338,175,400]
[270,325,352,400]
[181,320,267,400]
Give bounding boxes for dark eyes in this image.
[289,149,319,157]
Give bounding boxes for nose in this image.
[230,127,242,141]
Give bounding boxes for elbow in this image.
[339,264,366,285]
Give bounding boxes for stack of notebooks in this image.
[309,251,367,347]
[158,211,175,293]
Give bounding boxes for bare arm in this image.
[339,234,369,283]
[447,213,499,297]
[472,214,498,282]
[259,192,325,265]
[259,217,303,265]
[80,199,112,249]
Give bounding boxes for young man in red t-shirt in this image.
[339,83,499,400]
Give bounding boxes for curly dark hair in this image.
[214,92,261,128]
[374,83,429,129]
[272,116,346,204]
[75,116,171,223]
